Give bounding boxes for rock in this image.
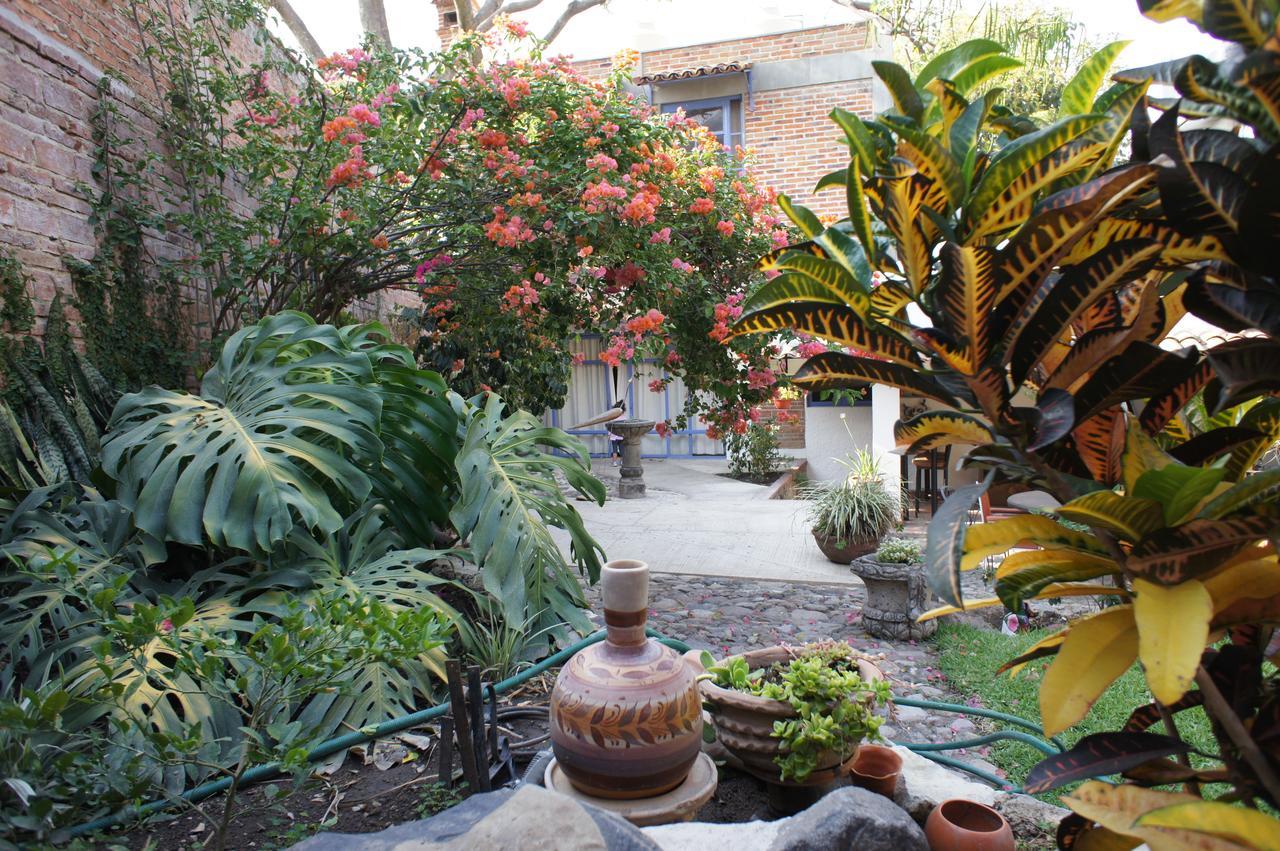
[293,785,658,851]
[770,787,928,851]
[790,608,829,624]
[893,705,928,724]
[949,718,976,734]
[643,820,784,850]
[994,791,1069,842]
[650,597,681,612]
[892,745,997,823]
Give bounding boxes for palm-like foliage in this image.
[732,22,1280,845]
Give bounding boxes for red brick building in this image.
[437,4,890,219]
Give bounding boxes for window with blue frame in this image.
[661,96,744,151]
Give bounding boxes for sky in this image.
[274,0,1222,68]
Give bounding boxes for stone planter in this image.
[812,530,878,565]
[699,645,884,790]
[850,555,937,640]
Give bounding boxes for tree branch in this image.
[542,0,607,45]
[359,0,392,45]
[268,0,324,61]
[475,0,547,32]
[1195,666,1280,805]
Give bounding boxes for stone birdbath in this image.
[607,418,655,499]
[849,553,937,640]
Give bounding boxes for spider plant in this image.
[799,450,898,546]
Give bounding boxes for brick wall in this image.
[744,78,872,217]
[0,2,272,339]
[557,24,877,218]
[757,398,805,449]
[633,23,869,75]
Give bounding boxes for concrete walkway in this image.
[553,457,864,584]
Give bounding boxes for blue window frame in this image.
[661,96,744,152]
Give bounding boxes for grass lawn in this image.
[933,621,1219,805]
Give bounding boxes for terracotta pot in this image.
[550,559,703,799]
[700,645,884,787]
[925,799,1015,851]
[812,531,878,564]
[849,744,902,798]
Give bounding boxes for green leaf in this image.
[950,55,1024,96]
[965,115,1108,240]
[872,60,924,122]
[1133,465,1226,526]
[1060,41,1131,118]
[830,108,878,174]
[730,304,918,366]
[101,312,383,555]
[845,159,876,265]
[741,273,845,314]
[926,472,994,607]
[777,194,824,238]
[450,394,605,640]
[1056,491,1165,541]
[1199,468,1280,519]
[793,352,961,407]
[915,39,1007,90]
[760,250,869,310]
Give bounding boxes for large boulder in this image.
[641,787,927,851]
[292,784,659,851]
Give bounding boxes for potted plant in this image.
[851,538,936,640]
[799,450,898,564]
[699,641,890,798]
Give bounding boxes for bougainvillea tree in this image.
[120,1,793,433]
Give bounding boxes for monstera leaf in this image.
[0,487,156,692]
[101,313,384,555]
[280,505,460,623]
[450,393,606,641]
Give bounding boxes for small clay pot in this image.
[849,744,902,798]
[925,799,1015,851]
[812,531,878,564]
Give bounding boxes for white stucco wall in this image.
[798,384,902,500]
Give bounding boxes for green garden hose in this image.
[66,629,1057,838]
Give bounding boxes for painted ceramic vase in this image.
[550,559,703,799]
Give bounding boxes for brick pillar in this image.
[758,398,805,449]
[436,0,460,48]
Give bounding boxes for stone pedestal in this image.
[850,556,937,640]
[608,418,655,499]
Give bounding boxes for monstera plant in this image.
[0,311,605,785]
[731,19,1280,849]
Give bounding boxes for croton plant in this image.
[730,1,1280,847]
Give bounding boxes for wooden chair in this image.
[911,446,950,515]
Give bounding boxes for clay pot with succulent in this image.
[799,450,899,564]
[698,641,890,797]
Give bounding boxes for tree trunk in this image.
[269,0,325,61]
[359,0,393,45]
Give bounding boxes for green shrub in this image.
[874,538,922,564]
[725,421,788,482]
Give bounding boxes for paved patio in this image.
[553,457,924,585]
